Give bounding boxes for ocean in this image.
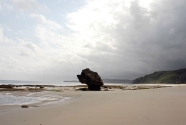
[0,80,81,86]
[0,80,131,106]
[0,80,131,86]
[0,92,70,106]
[0,80,75,106]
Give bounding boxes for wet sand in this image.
[0,85,186,125]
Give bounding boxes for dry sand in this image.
[0,85,186,125]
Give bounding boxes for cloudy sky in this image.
[0,0,186,81]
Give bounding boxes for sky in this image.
[0,0,186,81]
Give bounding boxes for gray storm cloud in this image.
[67,0,186,79]
[0,0,186,81]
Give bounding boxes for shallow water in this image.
[0,93,39,105]
[0,92,70,106]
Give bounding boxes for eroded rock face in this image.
[0,84,14,89]
[77,68,104,90]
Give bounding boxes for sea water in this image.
[0,92,70,106]
[0,80,130,106]
[0,80,80,86]
[0,93,40,105]
[0,80,131,86]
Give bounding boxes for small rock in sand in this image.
[21,105,29,108]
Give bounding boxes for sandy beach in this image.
[0,85,186,125]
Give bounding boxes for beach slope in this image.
[0,86,186,125]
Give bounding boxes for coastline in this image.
[0,84,186,125]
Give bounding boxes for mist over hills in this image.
[102,79,133,83]
[133,68,186,84]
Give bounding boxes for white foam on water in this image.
[0,94,40,105]
[0,92,70,106]
[40,97,71,105]
[26,93,35,97]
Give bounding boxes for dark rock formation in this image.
[0,84,14,89]
[77,68,104,90]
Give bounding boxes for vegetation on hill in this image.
[133,68,186,84]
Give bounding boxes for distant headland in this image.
[133,68,186,84]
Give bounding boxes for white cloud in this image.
[30,14,62,30]
[0,27,48,80]
[66,0,186,78]
[1,0,186,81]
[0,1,14,13]
[0,24,96,81]
[0,27,14,45]
[11,0,47,12]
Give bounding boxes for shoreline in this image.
[0,83,184,106]
[1,84,186,125]
[0,83,186,91]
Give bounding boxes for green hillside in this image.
[133,68,186,84]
